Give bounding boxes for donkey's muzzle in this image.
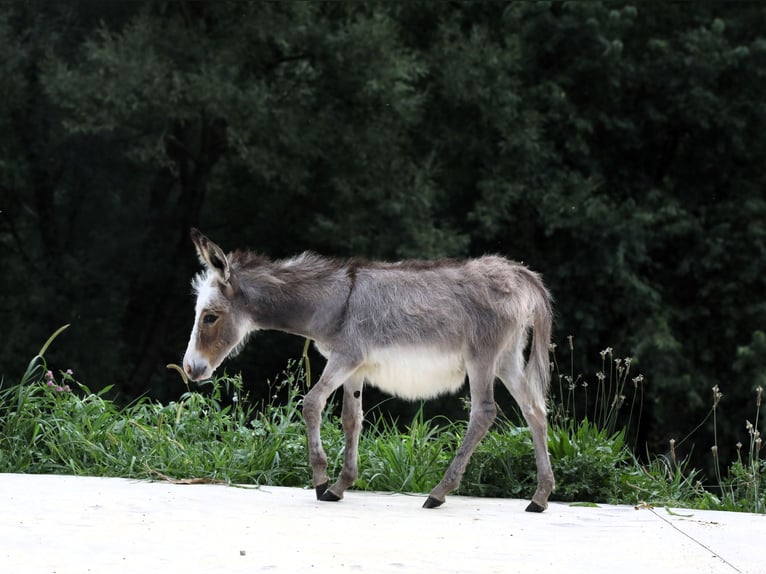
[183,359,210,382]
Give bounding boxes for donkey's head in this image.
[182,229,254,381]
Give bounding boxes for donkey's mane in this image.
[229,250,349,283]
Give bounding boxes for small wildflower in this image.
[47,381,55,387]
[45,370,54,381]
[56,386,64,392]
[596,371,606,382]
[232,393,238,404]
[64,385,71,392]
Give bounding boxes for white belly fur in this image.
[358,346,467,400]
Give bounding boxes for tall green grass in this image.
[0,328,763,512]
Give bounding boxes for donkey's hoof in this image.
[315,482,329,500]
[423,496,445,509]
[319,489,342,502]
[525,500,546,513]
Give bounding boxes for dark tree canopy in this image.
[1,2,765,472]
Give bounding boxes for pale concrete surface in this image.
[0,473,761,574]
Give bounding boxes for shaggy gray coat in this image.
[183,229,554,511]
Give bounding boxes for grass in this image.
[0,327,763,513]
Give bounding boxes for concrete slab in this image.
[0,473,761,574]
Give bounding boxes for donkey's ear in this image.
[190,228,230,284]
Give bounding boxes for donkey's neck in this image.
[235,252,351,341]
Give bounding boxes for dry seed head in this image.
[736,441,743,451]
[669,438,676,463]
[712,385,722,408]
[632,374,644,388]
[746,420,754,432]
[757,386,762,407]
[568,335,574,351]
[711,445,719,457]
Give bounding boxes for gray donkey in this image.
[182,228,555,511]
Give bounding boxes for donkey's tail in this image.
[525,274,553,411]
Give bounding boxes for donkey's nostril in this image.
[184,360,209,382]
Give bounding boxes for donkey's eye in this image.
[202,314,218,325]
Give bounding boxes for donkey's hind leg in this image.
[320,375,364,502]
[424,358,497,508]
[497,341,554,512]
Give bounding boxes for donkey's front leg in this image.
[320,375,364,502]
[424,365,496,509]
[302,353,359,500]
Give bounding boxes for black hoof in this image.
[423,496,445,509]
[319,489,342,502]
[315,482,329,500]
[525,500,546,513]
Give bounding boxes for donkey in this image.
[182,228,555,511]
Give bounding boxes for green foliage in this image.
[1,328,764,514]
[619,453,705,509]
[548,420,628,502]
[460,422,538,499]
[1,0,765,487]
[356,410,453,494]
[0,353,312,485]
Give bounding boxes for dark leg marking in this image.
[315,481,329,500]
[422,496,445,509]
[525,501,546,513]
[353,390,361,398]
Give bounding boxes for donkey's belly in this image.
[359,346,467,400]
